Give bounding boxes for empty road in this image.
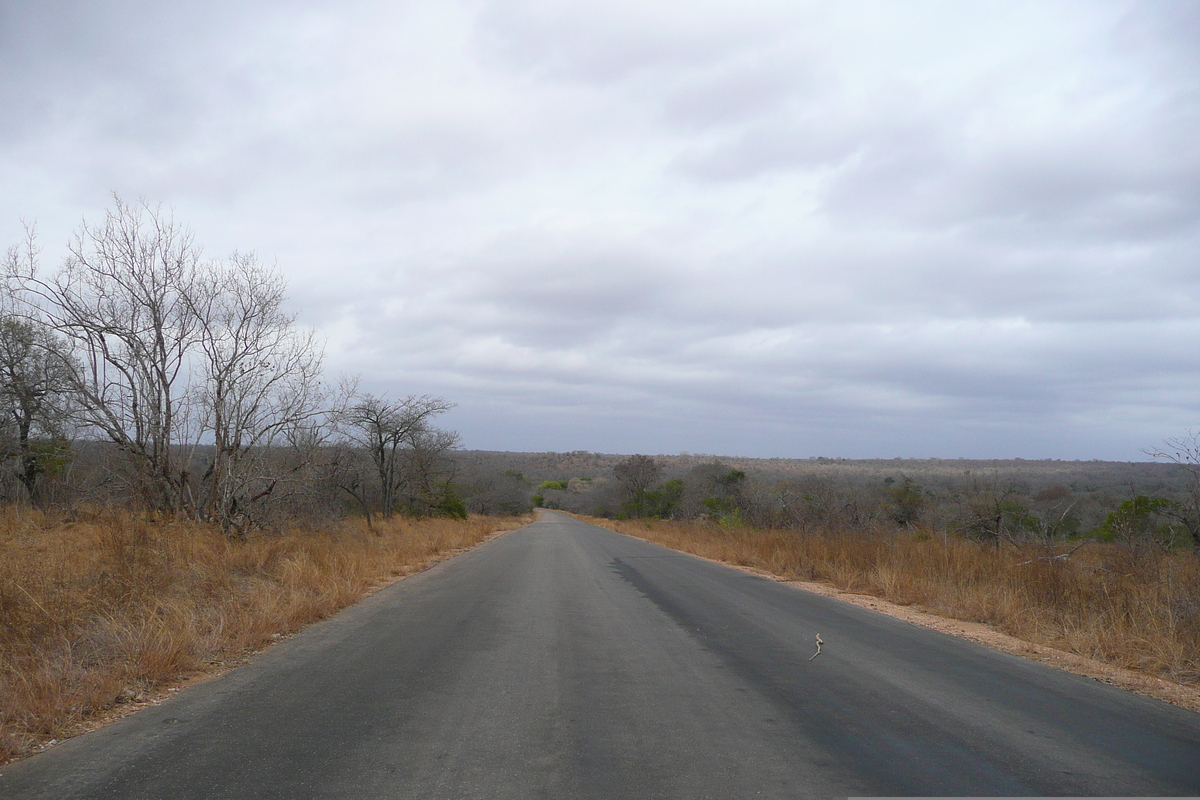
[2,510,1199,798]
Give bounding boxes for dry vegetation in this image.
[0,508,530,763]
[591,517,1200,689]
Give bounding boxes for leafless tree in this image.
[5,200,205,512]
[396,426,462,516]
[339,394,458,518]
[768,476,848,530]
[1026,486,1080,544]
[460,465,532,515]
[188,254,330,535]
[1148,431,1200,553]
[614,454,659,494]
[328,442,378,527]
[5,198,337,528]
[613,454,660,517]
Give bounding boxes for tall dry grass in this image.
[0,508,530,762]
[594,517,1200,687]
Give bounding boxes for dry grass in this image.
[592,517,1200,688]
[0,507,531,763]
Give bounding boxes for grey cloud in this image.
[3,0,1199,459]
[334,127,514,208]
[471,0,786,83]
[668,118,862,181]
[659,53,812,130]
[1116,0,1200,83]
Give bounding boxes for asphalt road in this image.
[3,510,1199,798]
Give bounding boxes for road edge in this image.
[1,515,536,767]
[573,513,1200,715]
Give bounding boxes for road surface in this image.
[2,510,1199,798]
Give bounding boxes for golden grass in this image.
[0,507,531,763]
[591,517,1200,688]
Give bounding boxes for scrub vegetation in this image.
[0,198,528,763]
[2,198,1199,762]
[592,516,1200,689]
[1,198,468,532]
[0,509,529,763]
[458,448,1200,696]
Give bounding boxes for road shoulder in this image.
[576,515,1200,715]
[2,517,533,767]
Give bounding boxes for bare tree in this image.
[613,454,660,517]
[945,472,1036,548]
[5,199,204,512]
[189,254,330,535]
[768,476,849,530]
[328,439,378,528]
[340,394,458,518]
[1148,431,1200,553]
[461,467,532,516]
[0,316,74,504]
[394,426,462,516]
[1026,486,1080,544]
[5,198,336,527]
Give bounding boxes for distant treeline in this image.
[452,449,1200,554]
[5,199,1200,552]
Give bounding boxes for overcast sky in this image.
[2,0,1198,459]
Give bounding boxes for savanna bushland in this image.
[3,198,1199,760]
[455,448,1200,695]
[0,199,529,762]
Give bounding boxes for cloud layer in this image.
[3,0,1198,458]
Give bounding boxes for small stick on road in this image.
[809,633,823,661]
